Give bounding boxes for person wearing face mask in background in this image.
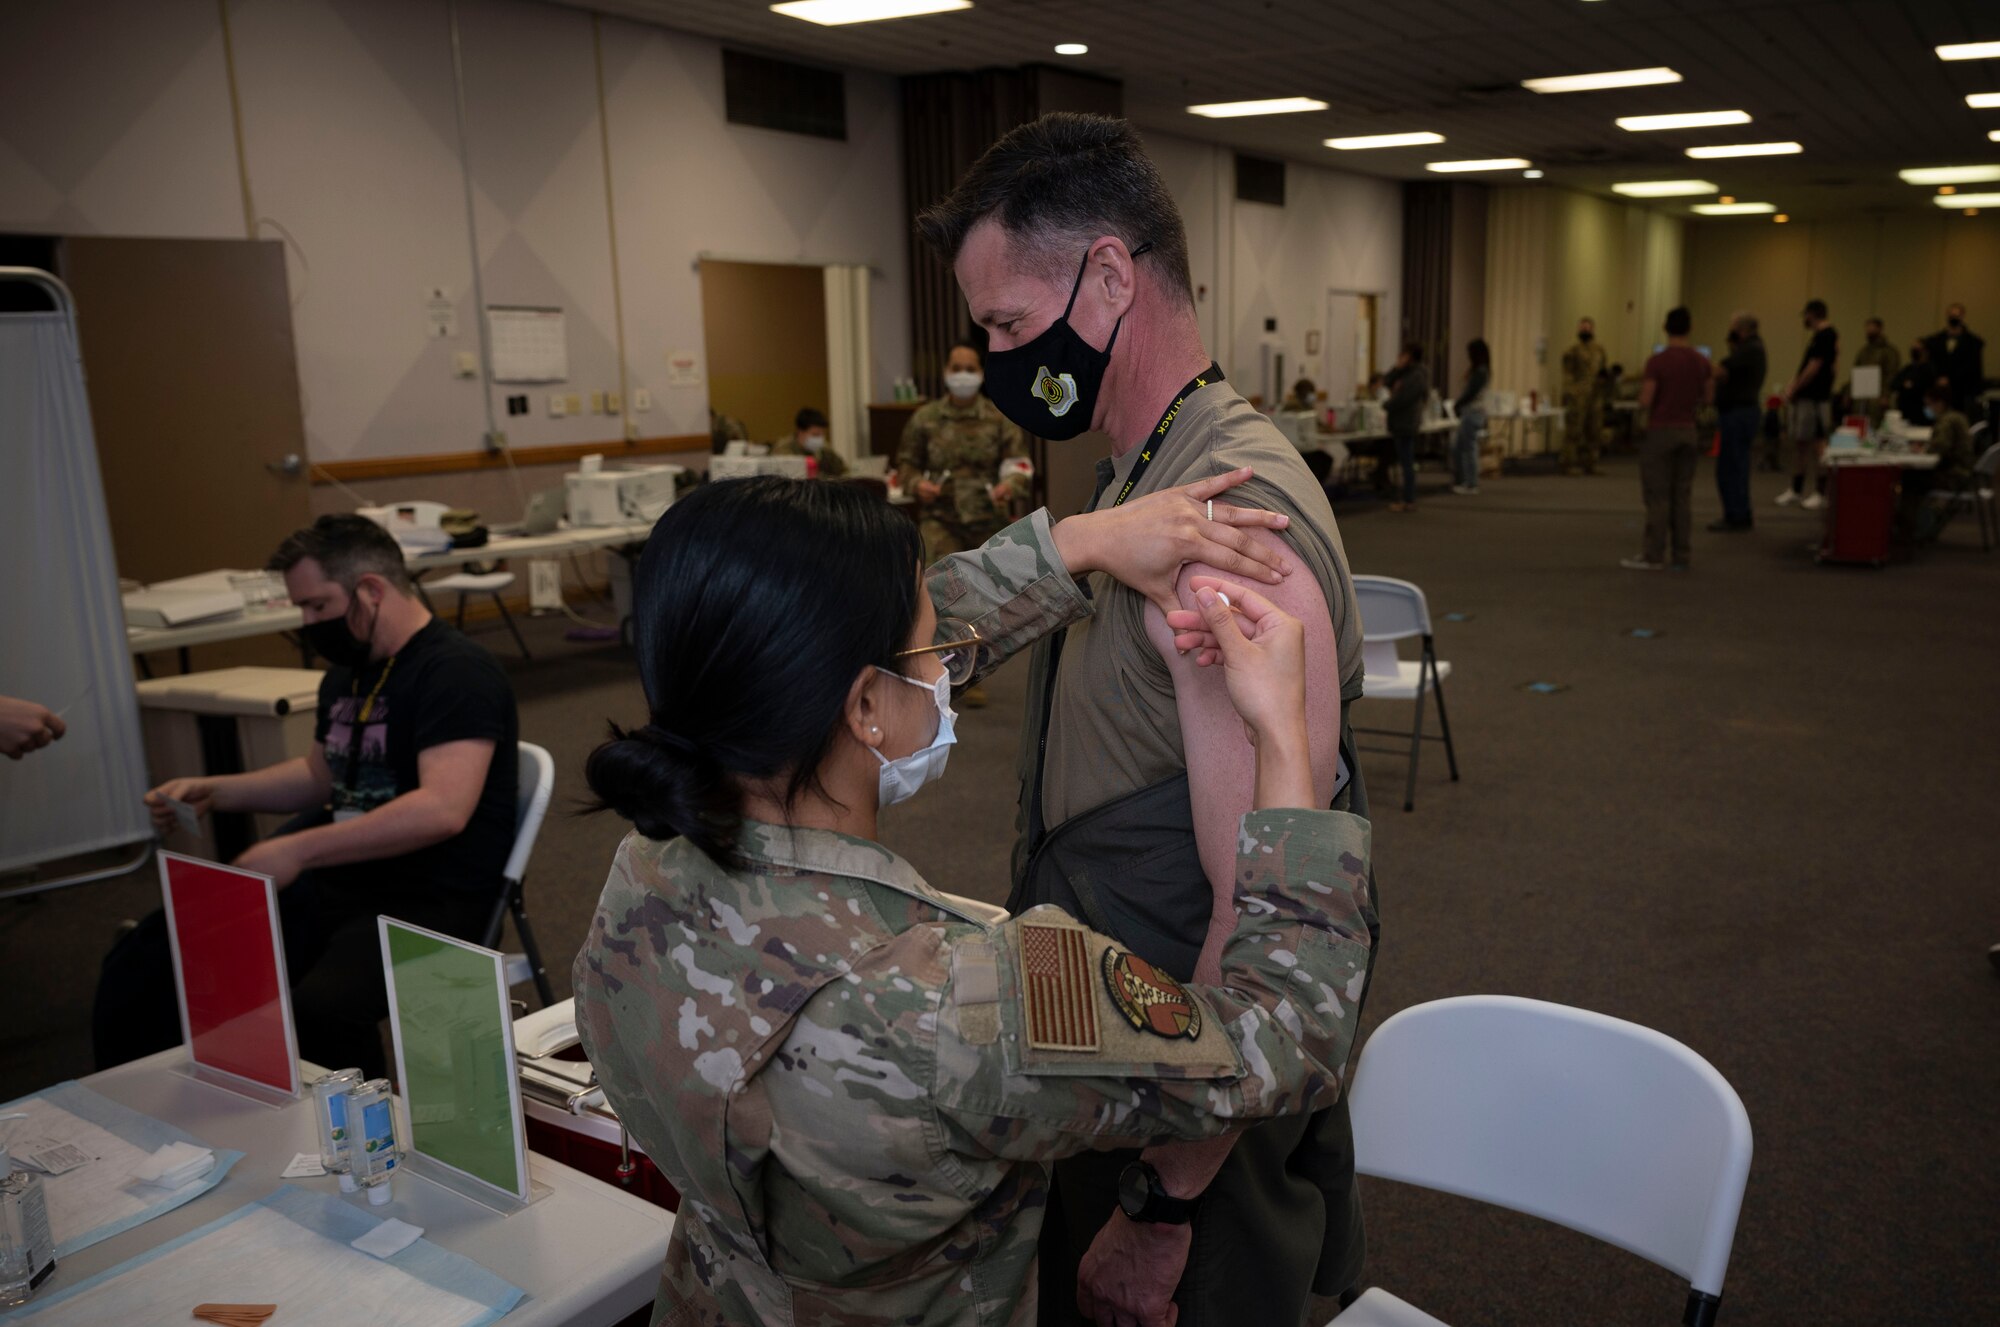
[1896,382,1977,544]
[1560,316,1608,475]
[1923,303,1985,416]
[1851,318,1900,428]
[92,514,518,1077]
[896,341,1033,706]
[1890,339,1935,425]
[574,476,1373,1327]
[769,405,847,478]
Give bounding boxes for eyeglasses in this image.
[892,617,985,688]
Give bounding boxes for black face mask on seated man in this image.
[302,586,380,669]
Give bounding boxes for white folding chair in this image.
[1350,575,1458,812]
[369,498,530,659]
[1331,996,1753,1327]
[1929,434,1997,551]
[482,741,555,1008]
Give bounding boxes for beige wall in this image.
[1683,214,2000,390]
[1482,186,1685,401]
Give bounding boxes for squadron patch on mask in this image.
[1035,366,1079,417]
[1101,948,1202,1041]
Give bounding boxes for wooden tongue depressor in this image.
[192,1306,277,1324]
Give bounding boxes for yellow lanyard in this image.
[353,654,396,725]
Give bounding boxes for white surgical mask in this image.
[872,667,956,807]
[944,370,983,400]
[801,431,826,454]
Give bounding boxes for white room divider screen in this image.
[0,269,153,889]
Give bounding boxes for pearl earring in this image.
[870,726,880,735]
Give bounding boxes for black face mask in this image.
[1577,330,1593,343]
[1948,316,1964,330]
[984,243,1150,441]
[302,589,378,668]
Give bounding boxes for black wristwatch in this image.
[1117,1160,1199,1225]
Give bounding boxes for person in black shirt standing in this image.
[95,515,519,1078]
[1778,299,1838,510]
[1922,303,1985,414]
[1710,312,1767,531]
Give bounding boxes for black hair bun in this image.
[585,722,736,852]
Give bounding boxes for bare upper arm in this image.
[1141,526,1340,910]
[416,738,496,830]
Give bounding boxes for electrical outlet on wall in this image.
[589,391,606,414]
[529,559,563,613]
[549,393,566,417]
[632,388,653,413]
[453,351,479,378]
[606,392,623,414]
[564,393,582,415]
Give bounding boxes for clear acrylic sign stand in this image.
[378,917,544,1214]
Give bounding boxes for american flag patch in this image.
[1020,921,1099,1052]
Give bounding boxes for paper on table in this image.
[0,1186,523,1327]
[281,1152,326,1178]
[350,1217,425,1259]
[15,1140,92,1176]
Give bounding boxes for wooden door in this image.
[61,237,313,587]
[699,259,829,443]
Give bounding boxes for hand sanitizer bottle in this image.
[346,1079,401,1207]
[0,1144,56,1307]
[313,1069,366,1193]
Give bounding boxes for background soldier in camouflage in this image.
[573,475,1357,1327]
[1852,318,1901,427]
[768,405,847,478]
[898,341,1033,561]
[1561,316,1608,474]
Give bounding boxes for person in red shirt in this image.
[1624,307,1714,570]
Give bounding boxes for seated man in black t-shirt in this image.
[93,515,519,1078]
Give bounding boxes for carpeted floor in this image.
[4,451,1996,1324]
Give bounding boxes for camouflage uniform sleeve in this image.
[820,448,848,479]
[925,508,1091,680]
[999,418,1033,502]
[895,408,930,494]
[930,809,1372,1161]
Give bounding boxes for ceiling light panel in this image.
[1968,93,2000,108]
[1616,110,1751,131]
[1053,42,1087,55]
[1692,202,1777,215]
[1899,165,2000,185]
[1523,67,1681,94]
[1325,132,1444,149]
[1427,158,1532,172]
[1935,192,2000,208]
[1187,97,1328,118]
[1686,142,1802,159]
[1613,180,1720,197]
[771,0,970,23]
[1936,42,2000,61]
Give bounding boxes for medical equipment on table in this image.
[310,1070,366,1194]
[0,1142,57,1306]
[345,1080,401,1206]
[564,464,685,526]
[0,1185,524,1327]
[0,1082,243,1259]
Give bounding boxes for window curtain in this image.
[822,263,871,466]
[900,70,1037,396]
[1401,182,1455,386]
[0,276,153,879]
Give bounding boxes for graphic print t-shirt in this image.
[315,619,518,900]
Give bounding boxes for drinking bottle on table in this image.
[0,1143,56,1307]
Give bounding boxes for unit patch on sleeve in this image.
[1019,921,1100,1051]
[1101,948,1203,1041]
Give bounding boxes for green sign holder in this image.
[378,917,536,1211]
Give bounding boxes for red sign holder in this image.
[159,851,302,1105]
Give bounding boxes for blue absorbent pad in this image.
[0,1080,245,1257]
[0,1185,525,1325]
